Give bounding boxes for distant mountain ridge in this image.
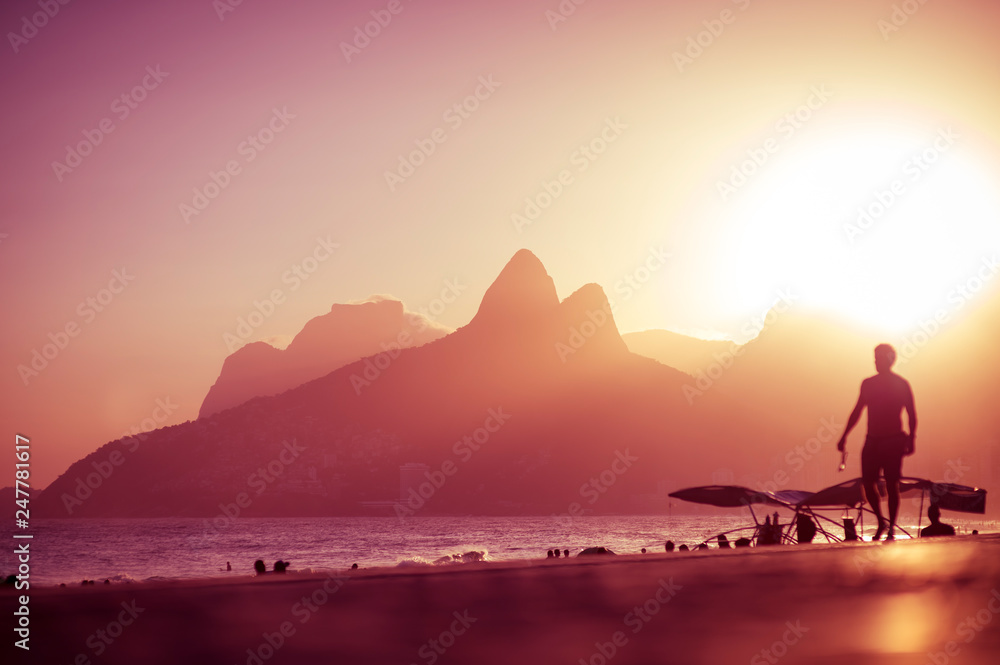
[37,250,723,517]
[623,329,738,375]
[199,297,449,418]
[34,250,1000,518]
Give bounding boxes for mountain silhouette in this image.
[36,250,998,518]
[623,329,739,375]
[199,297,448,418]
[36,250,724,518]
[469,248,560,329]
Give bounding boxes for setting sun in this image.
[717,117,1000,337]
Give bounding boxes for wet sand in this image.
[14,535,1000,665]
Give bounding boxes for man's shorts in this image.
[861,434,908,484]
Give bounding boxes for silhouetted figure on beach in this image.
[351,563,359,570]
[563,549,569,557]
[843,517,858,541]
[546,550,554,558]
[274,560,289,573]
[758,516,772,545]
[641,548,647,554]
[696,543,709,550]
[920,505,956,538]
[554,549,561,558]
[678,544,689,551]
[226,561,232,572]
[665,540,675,552]
[757,515,781,546]
[254,560,266,575]
[838,344,916,541]
[796,514,817,543]
[734,537,751,547]
[717,534,731,549]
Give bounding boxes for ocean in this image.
[7,514,997,586]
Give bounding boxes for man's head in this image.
[928,504,941,523]
[874,344,896,374]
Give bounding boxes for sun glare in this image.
[719,123,1000,337]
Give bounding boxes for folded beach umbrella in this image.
[799,477,987,514]
[797,478,866,509]
[900,478,988,514]
[668,485,803,509]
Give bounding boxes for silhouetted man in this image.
[795,514,817,543]
[837,344,916,541]
[920,505,955,537]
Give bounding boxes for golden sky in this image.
[1,0,999,486]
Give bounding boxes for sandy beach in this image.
[11,534,1000,665]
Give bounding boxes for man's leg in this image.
[863,479,886,539]
[886,482,900,539]
[861,443,887,540]
[884,444,905,540]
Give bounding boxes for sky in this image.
[2,0,1000,488]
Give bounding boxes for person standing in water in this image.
[837,344,917,541]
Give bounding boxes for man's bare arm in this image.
[904,384,917,454]
[837,390,866,452]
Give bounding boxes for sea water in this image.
[5,515,995,586]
